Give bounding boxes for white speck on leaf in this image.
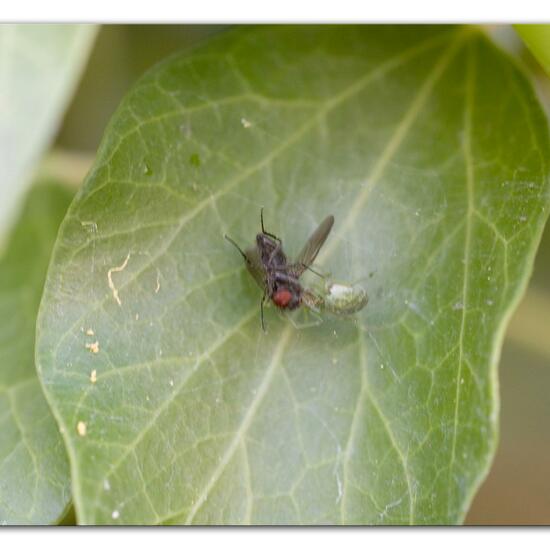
[335,470,343,503]
[107,252,131,306]
[90,370,97,383]
[85,341,99,354]
[155,269,161,293]
[103,479,111,491]
[86,328,94,336]
[452,302,464,311]
[81,220,97,233]
[111,510,120,520]
[241,117,252,128]
[77,421,87,436]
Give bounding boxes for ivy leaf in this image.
[36,26,550,524]
[0,24,96,241]
[515,24,550,76]
[0,182,73,524]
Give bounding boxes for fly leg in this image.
[268,240,284,265]
[260,291,267,333]
[294,263,328,280]
[224,234,248,261]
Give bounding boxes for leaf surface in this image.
[0,24,96,241]
[36,26,550,524]
[0,183,73,524]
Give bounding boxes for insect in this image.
[303,280,368,316]
[225,209,334,331]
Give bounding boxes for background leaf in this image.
[36,26,550,524]
[0,182,73,525]
[0,24,96,242]
[515,25,550,77]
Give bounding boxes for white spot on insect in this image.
[107,252,131,306]
[90,370,97,384]
[86,341,100,354]
[77,421,87,436]
[241,117,252,128]
[111,510,120,520]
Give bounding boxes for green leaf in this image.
[36,26,550,524]
[0,24,96,241]
[515,25,550,77]
[0,182,73,524]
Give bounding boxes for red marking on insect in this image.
[273,288,294,308]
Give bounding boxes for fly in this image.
[225,209,334,331]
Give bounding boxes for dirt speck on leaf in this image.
[86,341,100,354]
[107,252,131,306]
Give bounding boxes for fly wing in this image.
[244,247,266,289]
[293,215,334,276]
